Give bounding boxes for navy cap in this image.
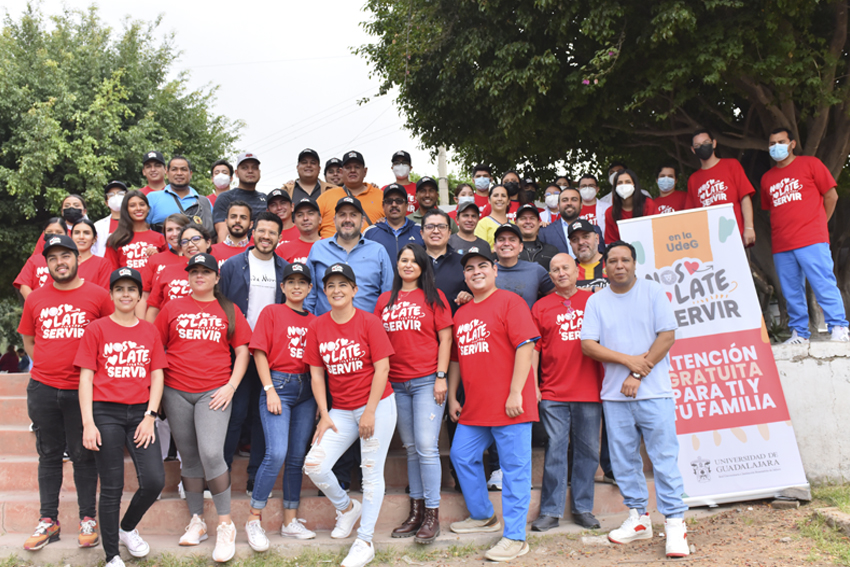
[383,183,408,201]
[42,234,78,257]
[335,196,365,215]
[268,188,292,204]
[494,223,522,241]
[341,151,365,167]
[109,267,143,290]
[391,150,412,164]
[567,218,597,238]
[324,157,342,174]
[104,180,128,196]
[323,262,357,285]
[293,198,320,213]
[460,246,495,267]
[283,262,312,283]
[298,148,320,163]
[516,204,540,219]
[185,253,219,275]
[456,201,480,215]
[416,176,438,192]
[142,151,165,166]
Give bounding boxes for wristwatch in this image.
[263,384,274,392]
[144,410,159,419]
[436,372,447,380]
[631,372,643,381]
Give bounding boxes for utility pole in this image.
[437,145,449,206]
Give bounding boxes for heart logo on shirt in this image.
[170,286,182,295]
[718,216,736,243]
[322,354,331,363]
[290,337,300,347]
[107,355,118,366]
[178,319,190,328]
[42,319,52,329]
[684,261,699,275]
[666,292,673,302]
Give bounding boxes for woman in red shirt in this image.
[15,218,68,299]
[77,267,167,567]
[145,224,212,322]
[71,219,111,289]
[374,244,452,544]
[605,169,658,244]
[303,263,397,567]
[154,252,251,563]
[105,190,166,273]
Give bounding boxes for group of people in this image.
[13,127,847,567]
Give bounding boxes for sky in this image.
[3,0,450,193]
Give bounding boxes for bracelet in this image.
[745,226,754,230]
[228,383,236,392]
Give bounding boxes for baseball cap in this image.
[267,188,292,204]
[236,152,261,167]
[516,204,540,219]
[460,246,495,267]
[42,234,78,257]
[324,157,342,174]
[391,150,412,165]
[383,183,408,201]
[522,177,538,188]
[323,262,357,285]
[185,253,220,275]
[567,218,596,238]
[335,196,365,215]
[104,180,128,196]
[293,198,320,213]
[283,262,312,283]
[416,176,438,192]
[456,201,480,215]
[494,223,522,241]
[341,151,365,167]
[142,151,165,166]
[109,267,143,290]
[298,148,320,163]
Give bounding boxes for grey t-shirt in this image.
[213,188,268,224]
[494,259,554,311]
[449,234,491,256]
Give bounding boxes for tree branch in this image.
[733,76,792,131]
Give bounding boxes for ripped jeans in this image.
[304,394,397,542]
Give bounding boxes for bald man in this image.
[530,253,604,531]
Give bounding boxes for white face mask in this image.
[544,194,559,209]
[615,184,635,200]
[213,173,231,189]
[458,196,475,206]
[107,195,123,212]
[392,164,411,178]
[579,187,597,202]
[608,172,619,186]
[474,177,490,190]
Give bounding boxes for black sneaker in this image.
[573,512,601,529]
[531,515,559,532]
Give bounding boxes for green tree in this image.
[0,4,242,297]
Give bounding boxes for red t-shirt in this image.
[451,289,540,426]
[759,156,836,254]
[654,191,688,214]
[374,288,453,382]
[74,317,168,405]
[474,193,489,214]
[382,182,419,214]
[154,297,252,393]
[686,159,755,236]
[211,242,246,268]
[304,309,394,410]
[148,263,192,310]
[531,291,602,402]
[250,304,315,374]
[15,255,110,291]
[208,193,218,207]
[142,250,184,292]
[580,203,599,225]
[105,230,167,271]
[604,198,658,244]
[279,225,300,244]
[17,282,114,389]
[277,238,316,264]
[139,185,158,196]
[481,200,522,222]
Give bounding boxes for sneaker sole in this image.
[281,532,316,540]
[608,530,653,544]
[179,534,208,546]
[213,546,236,563]
[667,550,690,558]
[78,537,100,548]
[450,522,502,534]
[248,539,270,552]
[24,532,60,551]
[484,541,530,562]
[121,543,150,558]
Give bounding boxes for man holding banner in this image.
[581,241,690,558]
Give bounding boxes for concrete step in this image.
[0,425,36,455]
[0,396,29,427]
[0,373,29,396]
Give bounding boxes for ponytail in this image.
[213,284,236,341]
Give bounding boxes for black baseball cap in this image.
[335,196,365,215]
[325,157,342,174]
[104,181,128,196]
[109,267,143,290]
[494,223,522,241]
[298,148,320,163]
[416,176,438,192]
[323,262,357,285]
[383,183,408,201]
[516,204,540,219]
[42,234,78,257]
[341,151,365,167]
[268,188,292,204]
[142,151,165,166]
[185,253,219,275]
[460,246,495,267]
[567,218,596,238]
[391,150,411,165]
[522,177,538,189]
[283,262,312,283]
[456,201,480,215]
[293,198,320,213]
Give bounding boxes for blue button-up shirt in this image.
[147,185,203,225]
[304,234,394,316]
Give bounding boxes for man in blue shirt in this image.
[493,223,554,310]
[305,197,393,315]
[146,155,214,235]
[580,240,689,558]
[365,183,424,264]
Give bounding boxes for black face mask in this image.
[62,208,84,223]
[694,142,714,161]
[525,189,537,203]
[504,182,521,197]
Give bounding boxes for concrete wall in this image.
[774,341,850,484]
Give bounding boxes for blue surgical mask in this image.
[458,196,475,207]
[769,143,790,161]
[474,177,490,190]
[657,177,675,192]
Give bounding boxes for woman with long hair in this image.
[145,224,212,322]
[154,252,251,562]
[604,169,659,244]
[77,267,167,567]
[15,218,68,299]
[70,219,112,289]
[142,213,191,293]
[303,263,397,567]
[375,244,452,544]
[474,184,511,248]
[105,190,166,272]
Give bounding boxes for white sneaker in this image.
[280,518,316,539]
[178,514,208,546]
[105,556,126,567]
[331,498,362,539]
[487,469,503,491]
[608,509,653,544]
[212,521,237,563]
[118,528,150,558]
[784,330,809,344]
[245,518,269,552]
[665,517,690,557]
[178,481,186,500]
[341,538,375,567]
[831,326,850,342]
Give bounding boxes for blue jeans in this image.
[450,422,532,541]
[391,374,445,509]
[539,400,601,517]
[251,372,317,510]
[774,242,848,337]
[603,398,687,518]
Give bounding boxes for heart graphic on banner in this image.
[684,261,699,275]
[718,216,736,243]
[666,292,673,302]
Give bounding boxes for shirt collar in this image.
[165,184,198,197]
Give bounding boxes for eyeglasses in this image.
[578,184,597,190]
[384,198,406,205]
[106,191,126,199]
[423,224,449,232]
[180,236,204,246]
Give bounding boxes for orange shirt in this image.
[316,184,386,238]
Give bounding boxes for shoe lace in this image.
[493,537,514,551]
[124,529,144,546]
[217,523,235,543]
[288,519,309,532]
[246,520,265,538]
[185,516,204,533]
[618,515,639,531]
[351,539,370,554]
[32,520,53,535]
[80,519,96,535]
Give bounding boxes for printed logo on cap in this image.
[573,222,581,229]
[48,237,61,246]
[193,255,204,264]
[469,247,480,254]
[245,153,254,158]
[331,265,344,273]
[292,264,304,272]
[147,152,156,159]
[346,152,356,159]
[343,197,354,204]
[119,268,131,277]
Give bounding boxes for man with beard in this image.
[146,155,214,235]
[211,201,252,266]
[218,211,289,496]
[407,176,458,233]
[567,219,608,292]
[365,183,424,263]
[213,152,268,242]
[277,198,323,264]
[18,235,114,551]
[539,187,603,256]
[305,197,393,315]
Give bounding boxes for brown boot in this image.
[415,507,440,544]
[391,498,424,538]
